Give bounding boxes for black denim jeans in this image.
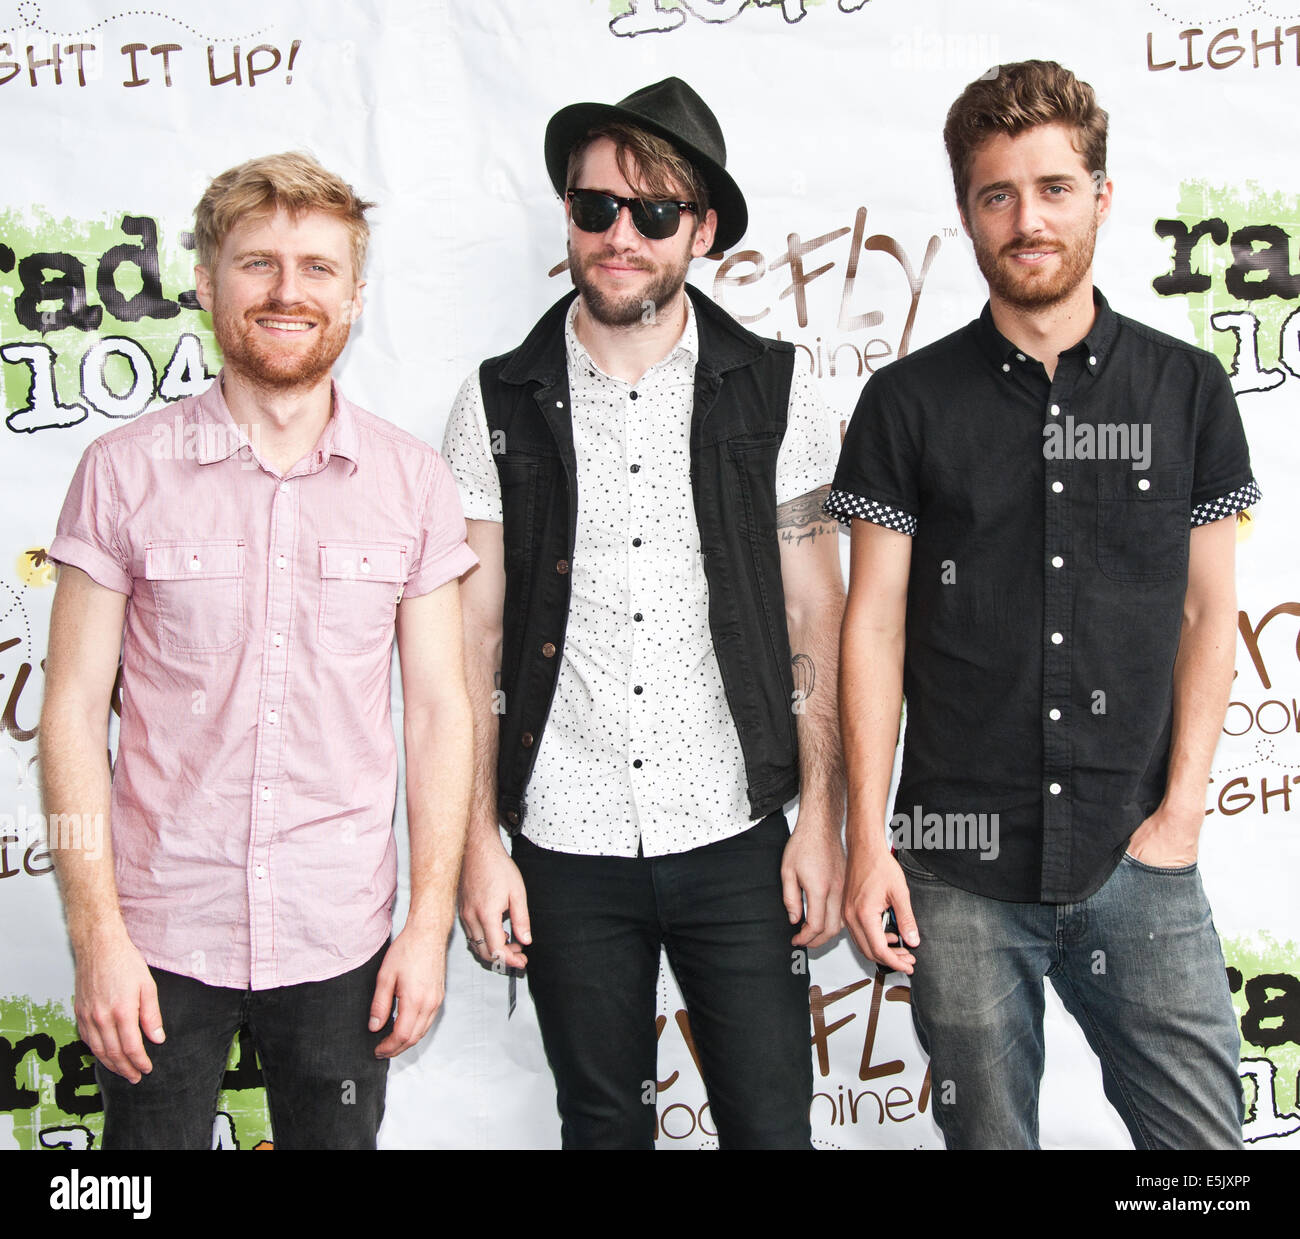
[95,942,391,1149]
[513,812,813,1149]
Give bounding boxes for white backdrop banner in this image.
[0,0,1296,1151]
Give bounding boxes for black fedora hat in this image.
[544,77,748,255]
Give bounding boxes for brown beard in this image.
[566,239,693,328]
[213,299,352,392]
[972,215,1098,310]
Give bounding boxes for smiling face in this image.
[195,206,363,391]
[961,122,1111,314]
[565,136,717,328]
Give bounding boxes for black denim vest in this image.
[480,284,800,834]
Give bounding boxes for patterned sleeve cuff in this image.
[1191,479,1261,527]
[822,489,918,535]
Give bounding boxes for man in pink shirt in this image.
[39,152,476,1149]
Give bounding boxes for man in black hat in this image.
[442,78,846,1148]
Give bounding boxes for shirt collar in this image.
[190,373,360,474]
[975,287,1118,376]
[563,295,699,379]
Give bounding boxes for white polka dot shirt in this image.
[443,298,837,856]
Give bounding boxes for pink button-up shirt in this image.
[50,377,477,989]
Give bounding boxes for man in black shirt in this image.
[831,60,1256,1148]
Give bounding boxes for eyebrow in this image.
[973,172,1085,198]
[232,249,341,265]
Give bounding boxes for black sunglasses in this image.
[566,188,698,240]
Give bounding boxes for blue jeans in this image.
[512,813,813,1149]
[899,848,1244,1149]
[95,943,392,1149]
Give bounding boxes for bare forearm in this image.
[39,706,123,952]
[403,699,473,934]
[1162,609,1236,815]
[788,600,846,827]
[464,628,504,847]
[840,619,905,858]
[778,486,846,828]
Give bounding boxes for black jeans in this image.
[513,812,813,1149]
[95,942,391,1150]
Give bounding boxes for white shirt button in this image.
[360,559,371,574]
[1049,708,1061,721]
[276,555,287,569]
[1051,481,1064,494]
[260,787,272,801]
[272,633,283,648]
[255,865,266,879]
[1138,478,1151,491]
[1016,353,1026,362]
[266,709,278,724]
[1001,363,1011,373]
[1051,555,1064,568]
[1049,782,1062,795]
[188,556,201,571]
[1089,355,1097,366]
[1051,632,1064,644]
[279,482,289,494]
[1049,403,1060,417]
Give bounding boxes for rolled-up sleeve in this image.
[1190,360,1260,527]
[823,371,921,536]
[403,451,479,598]
[49,440,134,594]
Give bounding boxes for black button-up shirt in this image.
[827,291,1259,903]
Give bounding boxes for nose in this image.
[270,264,305,306]
[605,202,641,248]
[1013,195,1045,239]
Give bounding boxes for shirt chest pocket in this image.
[145,541,246,654]
[1095,469,1191,583]
[318,542,407,654]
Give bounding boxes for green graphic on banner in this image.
[1223,935,1300,1145]
[1154,183,1300,387]
[0,994,272,1149]
[0,207,220,433]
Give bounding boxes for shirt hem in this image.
[139,926,391,991]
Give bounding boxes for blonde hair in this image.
[194,151,374,278]
[944,60,1108,210]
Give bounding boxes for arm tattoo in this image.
[791,652,816,701]
[776,485,832,530]
[777,485,837,547]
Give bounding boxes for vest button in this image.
[632,537,642,547]
[629,463,641,474]
[506,811,520,826]
[556,559,569,574]
[633,612,643,622]
[521,732,534,747]
[541,642,556,657]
